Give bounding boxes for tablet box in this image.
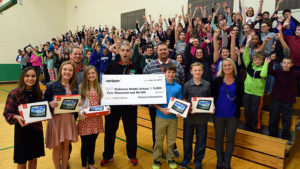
[83,105,110,117]
[191,97,214,113]
[167,97,191,118]
[54,95,81,114]
[18,101,52,124]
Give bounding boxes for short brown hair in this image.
[164,63,177,72]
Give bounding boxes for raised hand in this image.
[260,0,264,6]
[274,33,281,39]
[265,56,271,63]
[277,23,282,32]
[264,36,273,42]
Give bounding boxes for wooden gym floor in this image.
[1,83,300,169]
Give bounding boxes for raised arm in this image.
[213,31,221,63]
[192,6,199,19]
[243,35,252,67]
[275,0,284,13]
[182,5,187,23]
[175,15,182,43]
[230,31,237,62]
[276,24,289,49]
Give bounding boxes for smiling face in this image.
[252,35,260,46]
[165,69,176,82]
[243,24,251,35]
[247,7,254,17]
[176,55,183,63]
[70,48,83,64]
[158,44,169,61]
[261,23,270,33]
[222,60,234,75]
[190,65,203,79]
[253,57,264,67]
[24,70,37,89]
[221,48,230,59]
[61,64,74,81]
[87,68,97,83]
[195,49,204,59]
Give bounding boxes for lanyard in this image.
[157,58,170,73]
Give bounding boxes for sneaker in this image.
[100,158,113,166]
[195,162,203,169]
[128,158,138,166]
[173,148,180,158]
[168,160,177,169]
[152,161,161,169]
[179,160,190,168]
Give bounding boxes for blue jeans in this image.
[183,121,207,163]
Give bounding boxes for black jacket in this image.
[212,76,244,118]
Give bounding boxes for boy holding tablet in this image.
[180,62,211,169]
[152,63,182,169]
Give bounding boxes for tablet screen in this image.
[171,101,187,114]
[60,99,79,110]
[30,105,47,117]
[196,100,212,111]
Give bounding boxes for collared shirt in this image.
[183,79,211,124]
[143,58,185,85]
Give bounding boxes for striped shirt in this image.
[143,59,185,85]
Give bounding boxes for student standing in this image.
[143,42,185,157]
[44,61,79,169]
[3,67,45,169]
[268,56,300,141]
[152,63,182,169]
[180,62,211,169]
[78,66,105,169]
[212,58,244,169]
[243,35,270,132]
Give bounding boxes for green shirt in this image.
[242,47,269,96]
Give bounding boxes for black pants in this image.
[149,107,177,150]
[103,106,137,159]
[183,122,207,163]
[213,116,238,169]
[81,134,98,167]
[42,64,50,83]
[243,93,263,132]
[268,98,292,140]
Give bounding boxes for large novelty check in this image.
[101,74,167,105]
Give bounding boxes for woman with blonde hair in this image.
[78,66,106,169]
[212,58,244,169]
[44,61,79,169]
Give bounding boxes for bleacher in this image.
[136,96,300,169]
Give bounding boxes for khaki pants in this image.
[153,116,177,161]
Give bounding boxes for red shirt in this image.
[284,36,300,67]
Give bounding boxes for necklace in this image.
[225,83,236,101]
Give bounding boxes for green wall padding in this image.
[0,64,22,82]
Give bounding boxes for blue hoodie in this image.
[89,49,112,73]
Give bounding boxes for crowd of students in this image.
[5,0,300,169]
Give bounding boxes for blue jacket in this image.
[89,50,112,73]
